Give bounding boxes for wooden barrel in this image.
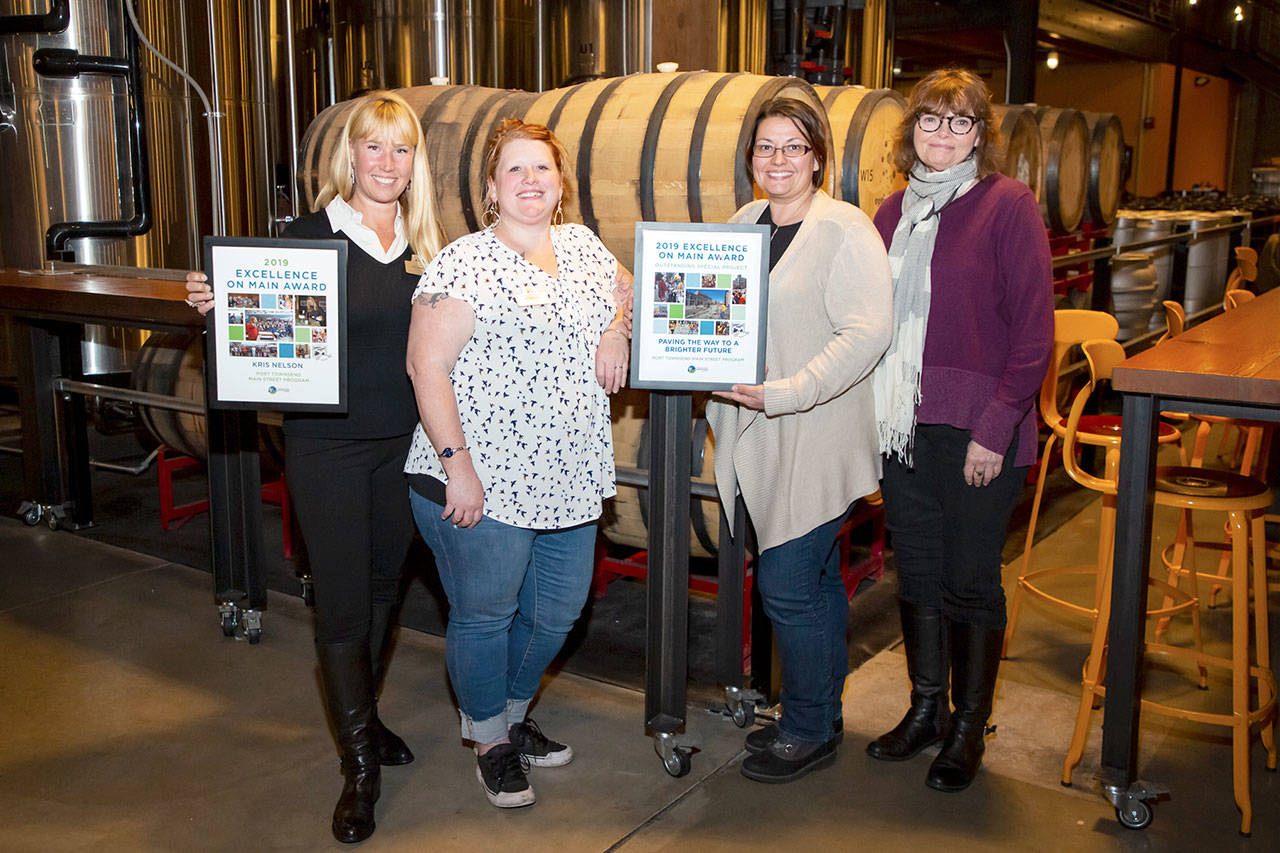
[132,332,207,459]
[300,74,828,269]
[990,104,1044,201]
[603,389,719,559]
[813,85,906,218]
[298,86,538,244]
[131,333,285,468]
[1032,106,1089,234]
[523,72,827,269]
[1080,111,1125,227]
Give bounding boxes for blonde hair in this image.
[480,119,574,222]
[316,90,443,260]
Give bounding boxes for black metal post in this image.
[645,390,692,734]
[715,494,749,688]
[1099,392,1159,788]
[1003,0,1039,104]
[14,319,70,508]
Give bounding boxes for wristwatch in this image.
[439,445,469,459]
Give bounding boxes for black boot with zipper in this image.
[925,619,1002,792]
[318,640,382,843]
[867,599,950,761]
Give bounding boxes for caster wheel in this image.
[662,748,691,778]
[1115,799,1153,830]
[220,612,237,637]
[730,701,754,728]
[46,514,60,531]
[21,505,42,526]
[247,627,262,645]
[299,579,314,607]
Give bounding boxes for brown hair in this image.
[743,97,829,190]
[317,90,444,260]
[893,68,1002,178]
[481,118,575,221]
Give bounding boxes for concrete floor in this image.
[1,439,1278,851]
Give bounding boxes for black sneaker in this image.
[740,734,837,783]
[508,718,573,768]
[744,719,844,755]
[475,743,535,808]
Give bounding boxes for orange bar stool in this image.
[1060,339,1277,837]
[1002,309,1182,658]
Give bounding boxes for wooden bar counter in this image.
[0,267,267,637]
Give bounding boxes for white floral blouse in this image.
[404,223,620,529]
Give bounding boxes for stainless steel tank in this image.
[331,0,543,93]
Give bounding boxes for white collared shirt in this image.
[324,195,407,263]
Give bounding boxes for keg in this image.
[1114,209,1174,324]
[603,389,719,558]
[1252,166,1280,197]
[990,105,1044,200]
[813,85,907,217]
[1181,210,1232,315]
[1032,106,1089,234]
[1110,252,1158,341]
[1079,111,1125,227]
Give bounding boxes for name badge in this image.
[515,284,552,306]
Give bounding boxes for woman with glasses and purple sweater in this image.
[866,68,1053,792]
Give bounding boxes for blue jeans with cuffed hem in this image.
[755,504,854,744]
[410,490,596,744]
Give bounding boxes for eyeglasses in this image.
[916,113,977,135]
[752,142,813,159]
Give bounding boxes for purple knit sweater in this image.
[873,173,1053,468]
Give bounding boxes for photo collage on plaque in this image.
[226,292,329,361]
[652,271,748,338]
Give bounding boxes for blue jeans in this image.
[755,504,854,743]
[410,490,597,744]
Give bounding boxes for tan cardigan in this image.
[707,191,892,551]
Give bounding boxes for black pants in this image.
[880,424,1025,630]
[286,433,415,644]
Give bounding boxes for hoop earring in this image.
[552,200,564,228]
[481,200,500,229]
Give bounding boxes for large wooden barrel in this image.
[1032,106,1089,234]
[990,104,1044,201]
[813,85,906,218]
[523,72,827,269]
[299,74,827,269]
[299,86,538,244]
[1080,111,1125,227]
[603,389,720,559]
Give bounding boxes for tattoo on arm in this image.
[414,292,449,307]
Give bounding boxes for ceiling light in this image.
[1234,5,1244,21]
[1046,50,1059,70]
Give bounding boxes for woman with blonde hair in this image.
[186,90,443,842]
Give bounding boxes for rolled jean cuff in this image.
[506,697,531,727]
[460,708,509,745]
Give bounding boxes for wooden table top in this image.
[1113,288,1280,406]
[0,267,202,329]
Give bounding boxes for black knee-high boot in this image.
[368,604,414,766]
[925,619,1002,792]
[866,599,950,761]
[318,640,381,843]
